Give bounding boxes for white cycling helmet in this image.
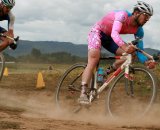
[1,0,15,8]
[134,1,153,16]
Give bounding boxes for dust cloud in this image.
[0,87,160,129]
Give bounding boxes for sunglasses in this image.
[143,13,151,20]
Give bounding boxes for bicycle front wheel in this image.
[0,53,5,81]
[106,66,157,119]
[55,63,87,113]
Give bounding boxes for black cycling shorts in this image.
[100,31,119,54]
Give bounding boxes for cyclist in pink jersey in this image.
[79,1,156,104]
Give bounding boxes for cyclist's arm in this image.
[111,11,127,47]
[135,27,148,63]
[8,11,15,34]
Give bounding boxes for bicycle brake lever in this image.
[13,36,20,44]
[131,38,142,45]
[14,36,19,42]
[0,33,19,42]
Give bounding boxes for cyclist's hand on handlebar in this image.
[120,43,136,54]
[145,60,157,69]
[4,30,14,44]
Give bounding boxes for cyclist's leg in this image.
[101,32,122,73]
[82,50,100,84]
[79,30,101,104]
[113,49,125,69]
[79,49,100,103]
[0,27,10,52]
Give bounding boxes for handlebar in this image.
[129,38,154,60]
[0,33,19,44]
[130,37,142,45]
[0,33,20,50]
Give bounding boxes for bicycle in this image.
[55,38,157,119]
[0,33,19,80]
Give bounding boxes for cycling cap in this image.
[134,1,153,16]
[1,0,15,8]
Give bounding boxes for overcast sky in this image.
[5,0,160,49]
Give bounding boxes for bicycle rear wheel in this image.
[55,63,87,113]
[106,66,157,119]
[0,53,5,81]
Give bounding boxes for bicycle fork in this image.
[124,65,135,97]
[125,78,134,96]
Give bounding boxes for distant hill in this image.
[3,40,160,57]
[4,40,88,57]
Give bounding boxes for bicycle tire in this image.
[106,65,157,119]
[55,63,87,113]
[0,53,5,81]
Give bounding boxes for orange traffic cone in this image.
[3,67,9,76]
[36,72,45,89]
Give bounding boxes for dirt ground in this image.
[1,72,160,130]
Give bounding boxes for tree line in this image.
[4,48,160,64]
[4,48,87,64]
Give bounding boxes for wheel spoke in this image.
[55,64,86,113]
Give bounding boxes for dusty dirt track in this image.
[1,73,160,130]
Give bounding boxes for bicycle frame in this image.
[89,46,155,103]
[88,54,131,102]
[96,54,132,93]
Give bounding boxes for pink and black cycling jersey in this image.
[88,10,148,63]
